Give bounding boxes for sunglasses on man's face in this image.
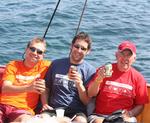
[73,44,87,51]
[29,47,44,55]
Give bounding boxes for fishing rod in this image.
[43,0,61,39]
[75,0,88,35]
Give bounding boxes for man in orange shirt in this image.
[0,37,51,123]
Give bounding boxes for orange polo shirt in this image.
[0,60,51,114]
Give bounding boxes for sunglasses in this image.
[29,47,44,55]
[73,44,87,51]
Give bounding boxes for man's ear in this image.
[25,48,28,54]
[133,54,136,63]
[115,52,118,59]
[86,49,91,55]
[70,44,74,50]
[70,45,73,52]
[43,53,45,57]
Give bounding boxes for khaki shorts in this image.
[88,113,137,123]
[88,114,106,123]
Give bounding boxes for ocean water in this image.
[0,0,150,82]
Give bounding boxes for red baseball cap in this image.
[118,41,136,54]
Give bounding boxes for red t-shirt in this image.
[88,63,149,115]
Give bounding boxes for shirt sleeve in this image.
[40,60,51,79]
[86,67,99,89]
[44,62,54,89]
[2,61,17,84]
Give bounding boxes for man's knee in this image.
[74,116,87,123]
[73,113,87,123]
[12,114,32,122]
[88,114,105,123]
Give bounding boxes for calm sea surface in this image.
[0,0,150,82]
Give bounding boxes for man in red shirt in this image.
[87,41,149,123]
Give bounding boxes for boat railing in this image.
[136,83,150,123]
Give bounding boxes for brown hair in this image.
[27,37,46,51]
[71,32,92,50]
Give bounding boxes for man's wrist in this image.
[128,110,133,117]
[95,77,102,84]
